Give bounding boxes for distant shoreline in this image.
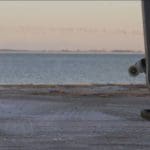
[0,49,144,54]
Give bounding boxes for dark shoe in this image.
[141,109,150,120]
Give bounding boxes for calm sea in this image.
[0,53,145,84]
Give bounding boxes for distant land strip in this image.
[0,49,144,54]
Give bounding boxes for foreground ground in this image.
[0,84,150,150]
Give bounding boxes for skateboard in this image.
[129,0,150,120]
[129,0,149,87]
[142,0,150,88]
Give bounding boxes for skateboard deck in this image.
[140,1,150,121]
[142,0,150,88]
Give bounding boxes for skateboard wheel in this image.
[141,109,150,120]
[128,65,139,77]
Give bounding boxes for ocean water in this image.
[0,53,145,84]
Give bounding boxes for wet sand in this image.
[0,84,150,150]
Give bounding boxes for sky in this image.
[0,1,144,52]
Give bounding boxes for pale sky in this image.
[0,1,144,52]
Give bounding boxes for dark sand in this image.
[0,84,150,150]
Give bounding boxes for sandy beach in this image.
[0,84,150,150]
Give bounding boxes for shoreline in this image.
[0,84,149,97]
[0,83,146,86]
[0,50,144,54]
